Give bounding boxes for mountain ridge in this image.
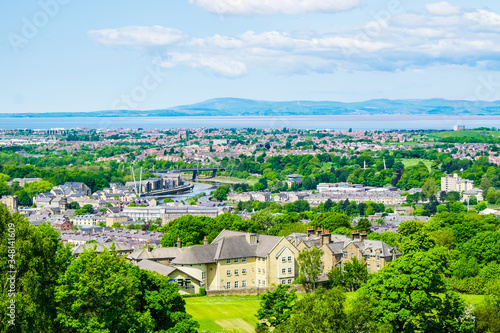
[2,98,500,118]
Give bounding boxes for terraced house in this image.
[292,228,402,274]
[171,230,300,291]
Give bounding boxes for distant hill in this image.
[2,98,500,118]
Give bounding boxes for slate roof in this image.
[172,230,284,264]
[325,242,345,255]
[172,243,219,264]
[128,247,183,261]
[135,259,177,276]
[72,241,133,255]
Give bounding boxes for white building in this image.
[441,174,475,193]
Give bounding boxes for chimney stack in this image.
[321,230,331,246]
[203,236,208,245]
[351,230,360,241]
[316,227,323,237]
[361,231,367,241]
[307,227,314,238]
[177,237,181,248]
[147,239,152,252]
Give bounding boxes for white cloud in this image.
[89,5,500,77]
[425,2,461,16]
[88,26,186,46]
[189,0,360,16]
[160,53,247,78]
[465,9,500,28]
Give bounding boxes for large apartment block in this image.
[441,173,475,193]
[170,230,299,291]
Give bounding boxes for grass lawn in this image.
[401,158,433,171]
[185,292,484,332]
[185,295,261,333]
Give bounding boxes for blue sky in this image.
[1,0,500,113]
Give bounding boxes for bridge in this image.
[154,167,226,180]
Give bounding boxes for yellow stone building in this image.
[171,230,300,291]
[294,228,401,274]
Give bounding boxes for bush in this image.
[199,287,206,296]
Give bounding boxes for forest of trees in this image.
[0,206,198,333]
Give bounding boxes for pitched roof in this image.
[172,243,219,264]
[135,259,177,276]
[172,230,284,264]
[128,247,183,260]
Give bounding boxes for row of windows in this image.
[226,257,247,264]
[343,252,380,261]
[257,257,266,262]
[366,264,380,271]
[257,268,265,274]
[258,280,266,286]
[281,256,292,263]
[280,279,293,285]
[227,268,248,276]
[226,280,247,289]
[281,268,293,275]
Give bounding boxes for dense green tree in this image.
[312,212,351,232]
[0,206,73,333]
[357,250,473,332]
[55,247,198,333]
[212,185,230,201]
[296,247,323,290]
[275,287,348,333]
[256,285,297,329]
[327,257,368,292]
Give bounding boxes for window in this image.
[281,279,286,284]
[242,280,247,288]
[242,257,246,263]
[288,256,292,262]
[282,268,286,274]
[226,282,231,289]
[376,265,380,271]
[177,279,184,287]
[343,251,348,258]
[185,279,191,286]
[227,259,231,264]
[282,257,286,263]
[234,258,239,263]
[262,258,266,262]
[262,280,265,286]
[262,269,265,274]
[258,280,261,285]
[226,270,231,277]
[366,264,370,272]
[202,272,206,279]
[234,269,239,276]
[234,281,239,288]
[242,268,247,275]
[376,253,380,261]
[288,279,292,284]
[288,268,292,274]
[258,268,261,273]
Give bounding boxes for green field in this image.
[401,158,433,171]
[185,292,484,332]
[428,130,500,139]
[185,296,260,332]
